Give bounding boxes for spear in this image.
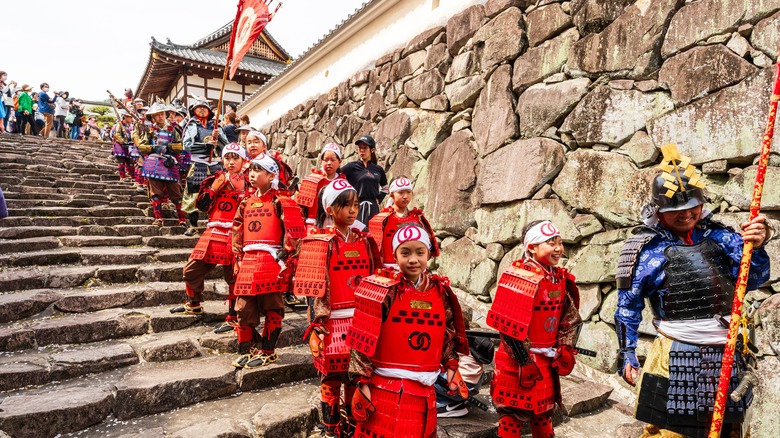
[708,54,780,437]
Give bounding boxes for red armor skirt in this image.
[491,343,556,415]
[189,227,233,266]
[354,375,437,438]
[234,250,287,295]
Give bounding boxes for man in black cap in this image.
[341,134,388,226]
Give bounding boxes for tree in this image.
[86,105,116,127]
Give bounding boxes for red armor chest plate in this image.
[329,239,372,310]
[209,189,242,223]
[526,277,565,348]
[297,172,328,220]
[486,263,544,340]
[242,193,283,246]
[372,283,446,372]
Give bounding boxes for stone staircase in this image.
[0,135,637,437]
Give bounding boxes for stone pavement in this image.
[0,135,641,437]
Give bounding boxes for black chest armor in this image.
[653,238,735,321]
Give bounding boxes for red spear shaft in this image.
[708,55,780,437]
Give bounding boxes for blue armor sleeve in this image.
[712,227,771,289]
[183,123,198,152]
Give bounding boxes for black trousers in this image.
[18,112,39,136]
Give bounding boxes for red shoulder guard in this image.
[276,195,307,239]
[410,208,439,257]
[296,170,327,209]
[346,269,402,356]
[486,260,544,340]
[431,274,469,356]
[357,229,383,272]
[367,211,392,255]
[293,231,336,298]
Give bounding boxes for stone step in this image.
[0,281,225,323]
[0,225,78,239]
[0,341,139,392]
[0,191,72,200]
[0,215,162,230]
[0,247,82,267]
[0,260,217,292]
[8,198,108,208]
[0,236,62,253]
[143,235,200,248]
[59,235,144,247]
[0,246,177,268]
[6,206,146,218]
[198,311,309,354]
[63,380,320,438]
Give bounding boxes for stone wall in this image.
[264,0,780,433]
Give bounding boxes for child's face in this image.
[248,167,274,190]
[246,136,266,158]
[396,241,430,279]
[327,194,358,227]
[529,236,564,266]
[222,153,245,174]
[321,151,341,176]
[392,189,413,210]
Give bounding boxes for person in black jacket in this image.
[340,135,387,227]
[68,99,84,140]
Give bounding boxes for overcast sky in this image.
[2,0,366,101]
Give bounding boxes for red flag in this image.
[227,0,277,79]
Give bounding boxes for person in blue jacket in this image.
[614,145,771,438]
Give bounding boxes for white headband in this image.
[523,221,561,257]
[392,224,432,252]
[250,153,279,189]
[247,131,267,145]
[321,178,356,210]
[386,177,414,207]
[321,143,342,160]
[222,142,247,160]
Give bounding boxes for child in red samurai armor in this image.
[368,176,438,269]
[173,143,247,322]
[294,178,381,437]
[295,143,344,233]
[347,224,470,437]
[230,153,306,368]
[487,220,583,437]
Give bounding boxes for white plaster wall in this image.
[242,0,486,128]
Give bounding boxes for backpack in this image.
[13,96,18,112]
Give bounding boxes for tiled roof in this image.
[192,21,291,60]
[151,38,286,76]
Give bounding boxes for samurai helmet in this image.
[650,144,707,214]
[145,101,169,120]
[188,97,213,119]
[117,109,132,119]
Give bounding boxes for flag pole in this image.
[708,53,780,437]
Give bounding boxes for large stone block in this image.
[566,241,623,284]
[472,7,527,70]
[423,130,478,234]
[445,51,478,84]
[752,11,780,60]
[476,137,565,204]
[404,69,445,104]
[407,111,454,158]
[648,67,780,165]
[513,28,579,93]
[662,0,780,58]
[517,78,591,138]
[599,289,658,336]
[722,166,780,211]
[474,198,581,245]
[445,75,485,112]
[527,3,571,47]
[437,237,497,297]
[447,4,488,56]
[561,86,674,147]
[616,130,659,167]
[578,284,601,321]
[749,356,780,437]
[552,149,657,227]
[757,294,780,356]
[568,0,681,78]
[575,321,618,373]
[570,0,633,36]
[659,45,757,105]
[373,110,414,159]
[403,26,445,57]
[472,65,518,157]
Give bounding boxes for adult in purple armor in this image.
[134,101,186,227]
[110,110,136,181]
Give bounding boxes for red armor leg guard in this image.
[127,161,135,178]
[184,285,197,301]
[174,202,186,223]
[150,197,163,220]
[530,412,554,438]
[498,415,523,438]
[320,378,342,434]
[117,162,126,179]
[236,324,254,344]
[260,309,283,354]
